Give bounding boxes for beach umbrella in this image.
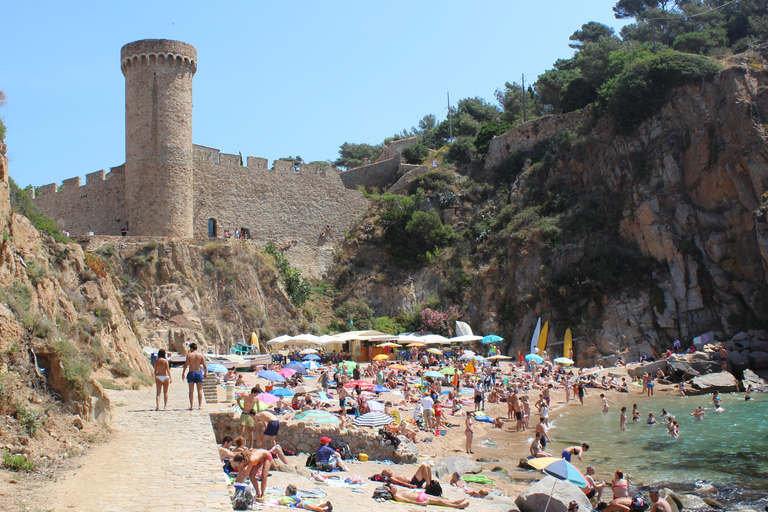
[481,334,504,345]
[344,380,374,391]
[554,357,574,366]
[427,348,443,355]
[538,459,588,512]
[257,393,279,404]
[292,385,319,394]
[580,367,602,376]
[299,348,319,355]
[525,353,544,364]
[283,362,308,375]
[373,354,390,361]
[302,360,321,370]
[257,370,286,383]
[473,355,486,362]
[458,353,472,360]
[295,410,341,426]
[353,411,395,428]
[269,387,295,397]
[423,371,446,379]
[388,364,409,371]
[407,342,426,348]
[208,363,228,374]
[487,355,511,360]
[342,360,358,370]
[302,354,321,360]
[372,385,389,393]
[440,367,459,375]
[278,368,297,378]
[367,400,386,412]
[377,342,401,348]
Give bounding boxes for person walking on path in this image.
[153,349,172,411]
[182,342,207,410]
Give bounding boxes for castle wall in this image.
[372,136,418,163]
[340,153,401,191]
[32,166,127,236]
[193,151,370,278]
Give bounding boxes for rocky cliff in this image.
[331,57,768,365]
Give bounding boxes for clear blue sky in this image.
[2,1,627,187]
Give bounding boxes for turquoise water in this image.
[548,391,768,500]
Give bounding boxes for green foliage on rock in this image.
[334,142,383,169]
[401,144,431,164]
[329,299,375,332]
[262,242,311,306]
[9,178,72,244]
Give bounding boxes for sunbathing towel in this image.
[461,475,495,485]
[473,414,495,423]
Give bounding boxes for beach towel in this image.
[461,475,495,485]
[473,414,495,423]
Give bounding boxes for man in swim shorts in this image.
[255,410,280,448]
[562,443,589,462]
[181,342,207,410]
[237,387,260,447]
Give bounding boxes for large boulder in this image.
[515,476,591,512]
[748,351,768,369]
[628,360,668,378]
[689,372,739,395]
[742,369,767,389]
[433,457,482,479]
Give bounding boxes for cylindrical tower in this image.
[121,39,197,237]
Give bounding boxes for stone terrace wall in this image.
[484,108,593,171]
[193,150,370,278]
[210,411,418,463]
[340,153,401,191]
[32,165,127,236]
[373,136,418,163]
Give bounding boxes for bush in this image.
[329,299,375,332]
[84,253,108,278]
[474,121,512,155]
[406,170,456,196]
[0,281,32,315]
[15,405,42,437]
[401,144,431,164]
[262,243,311,306]
[445,136,476,165]
[3,450,33,472]
[25,259,47,286]
[8,178,71,244]
[53,338,93,399]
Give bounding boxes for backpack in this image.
[305,452,316,467]
[231,486,254,510]
[330,440,352,460]
[629,494,649,512]
[372,486,393,502]
[425,479,443,497]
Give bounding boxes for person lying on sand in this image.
[370,463,432,488]
[384,483,469,509]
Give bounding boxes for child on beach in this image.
[620,407,627,431]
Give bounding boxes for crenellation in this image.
[86,170,106,184]
[246,156,268,169]
[218,153,241,166]
[273,160,294,173]
[37,183,57,196]
[61,177,82,190]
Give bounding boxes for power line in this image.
[637,0,739,21]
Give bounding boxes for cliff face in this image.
[335,60,768,365]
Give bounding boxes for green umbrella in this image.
[440,367,459,375]
[342,360,358,374]
[294,410,341,426]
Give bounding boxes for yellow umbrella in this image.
[407,342,426,348]
[427,348,442,354]
[526,457,562,470]
[373,354,390,361]
[488,355,512,360]
[388,364,409,371]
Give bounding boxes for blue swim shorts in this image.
[562,449,571,462]
[187,371,204,384]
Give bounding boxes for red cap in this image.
[320,437,332,444]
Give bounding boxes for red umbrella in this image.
[344,380,374,390]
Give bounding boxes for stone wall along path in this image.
[42,367,230,511]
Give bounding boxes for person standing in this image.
[465,412,475,454]
[153,349,172,411]
[719,346,728,371]
[421,392,435,430]
[256,410,280,448]
[620,406,627,431]
[181,342,207,410]
[237,387,260,447]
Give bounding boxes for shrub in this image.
[0,281,32,315]
[406,170,456,196]
[329,299,375,332]
[15,404,42,437]
[53,338,93,399]
[8,178,71,243]
[84,253,108,278]
[3,450,33,472]
[25,259,47,286]
[202,241,225,257]
[445,136,476,165]
[401,144,431,164]
[262,243,311,306]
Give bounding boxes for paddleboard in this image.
[563,328,572,358]
[530,317,541,354]
[537,321,549,354]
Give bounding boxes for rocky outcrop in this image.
[515,475,591,512]
[689,371,740,394]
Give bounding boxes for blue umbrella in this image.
[481,334,504,345]
[473,355,486,362]
[207,363,228,374]
[302,360,321,370]
[540,459,587,512]
[257,370,286,383]
[525,353,543,364]
[303,354,321,360]
[372,385,388,393]
[269,387,295,397]
[284,362,308,375]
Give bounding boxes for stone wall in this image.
[193,150,370,278]
[32,166,127,236]
[389,164,429,194]
[484,108,593,171]
[210,411,418,463]
[340,153,402,191]
[373,137,418,163]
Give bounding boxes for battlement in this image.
[35,166,124,198]
[121,39,197,75]
[192,146,331,176]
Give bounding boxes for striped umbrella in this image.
[302,360,321,370]
[353,411,396,428]
[295,410,341,426]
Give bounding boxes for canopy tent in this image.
[449,334,484,343]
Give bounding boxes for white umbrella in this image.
[267,334,293,345]
[300,348,319,355]
[449,335,484,343]
[367,400,385,412]
[353,411,395,428]
[421,334,451,345]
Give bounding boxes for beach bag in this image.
[629,494,649,512]
[231,487,253,510]
[425,479,443,497]
[372,486,393,502]
[330,440,352,460]
[305,452,316,467]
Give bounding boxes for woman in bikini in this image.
[385,483,469,508]
[465,412,475,454]
[153,349,172,411]
[611,470,629,500]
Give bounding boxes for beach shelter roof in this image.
[449,335,484,343]
[421,334,451,345]
[266,334,293,345]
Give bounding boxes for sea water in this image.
[548,390,768,505]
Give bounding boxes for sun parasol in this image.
[292,385,319,394]
[580,367,602,376]
[427,348,443,355]
[487,355,511,360]
[302,354,321,361]
[407,342,426,348]
[440,367,459,375]
[257,393,279,404]
[373,354,390,361]
[388,364,409,371]
[554,357,574,366]
[257,370,286,383]
[344,380,374,390]
[377,342,401,348]
[302,360,321,370]
[473,355,486,362]
[481,334,504,345]
[372,385,389,393]
[423,371,446,379]
[536,458,588,512]
[353,411,396,428]
[299,348,319,355]
[295,410,341,425]
[269,387,295,397]
[208,363,228,374]
[525,353,544,364]
[283,362,308,375]
[278,368,297,378]
[367,400,385,412]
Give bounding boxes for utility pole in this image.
[522,73,527,123]
[447,92,453,141]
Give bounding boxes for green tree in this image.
[535,68,582,114]
[455,97,501,124]
[445,136,476,165]
[334,142,383,169]
[401,144,431,164]
[569,22,616,47]
[474,121,512,155]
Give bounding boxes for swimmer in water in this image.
[690,406,705,419]
[712,390,721,408]
[745,384,752,401]
[632,404,640,422]
[647,412,657,425]
[620,407,627,431]
[660,408,670,422]
[601,393,613,413]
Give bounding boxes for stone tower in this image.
[121,39,197,237]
